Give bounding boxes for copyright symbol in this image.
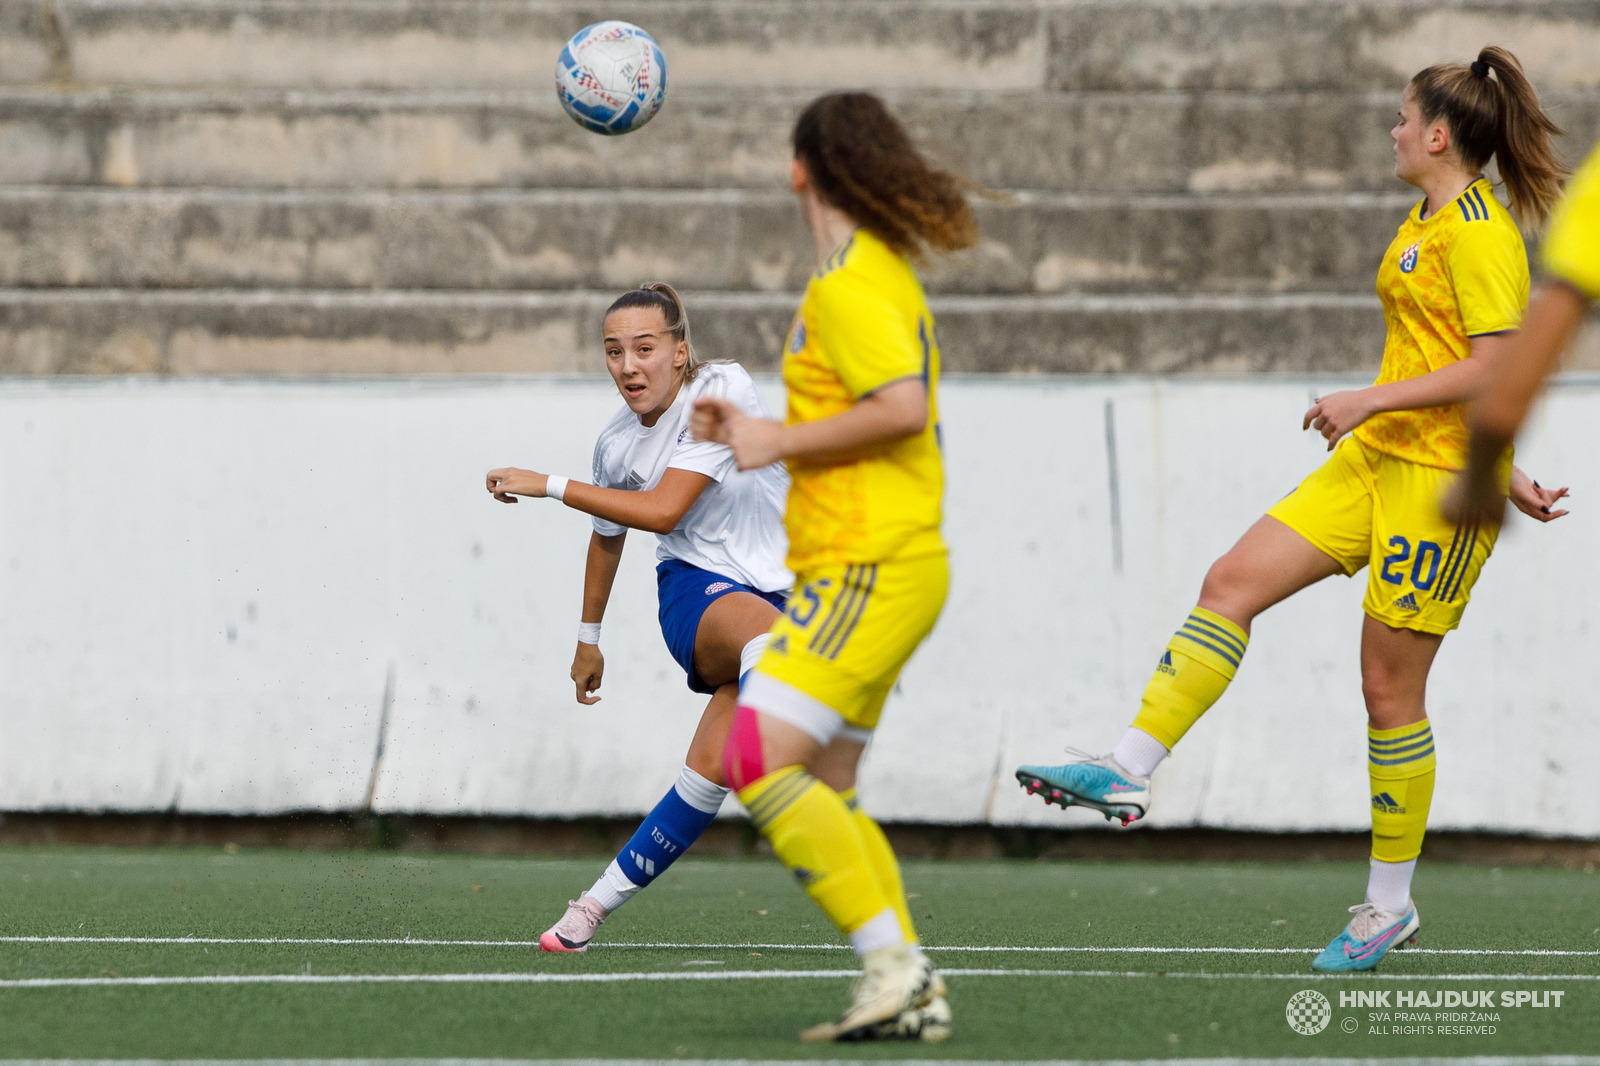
[1341,1017,1359,1033]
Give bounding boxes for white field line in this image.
[2,937,1597,957]
[3,1060,1600,1066]
[7,1060,1600,1066]
[1,968,1597,990]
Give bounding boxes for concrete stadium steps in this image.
[0,187,1414,294]
[6,87,1600,193]
[0,288,1383,375]
[6,0,1599,93]
[6,1,1597,378]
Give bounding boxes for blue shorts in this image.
[656,559,787,694]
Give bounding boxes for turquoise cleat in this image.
[1312,901,1420,972]
[1015,750,1150,826]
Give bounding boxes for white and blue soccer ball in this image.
[555,21,667,136]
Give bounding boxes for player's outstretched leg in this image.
[540,760,728,951]
[1016,605,1247,824]
[1314,618,1439,972]
[1017,517,1341,822]
[540,678,749,952]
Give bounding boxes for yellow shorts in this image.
[1267,439,1498,635]
[745,552,949,733]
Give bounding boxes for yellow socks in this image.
[1369,719,1436,863]
[1130,607,1249,749]
[739,767,895,941]
[840,787,919,944]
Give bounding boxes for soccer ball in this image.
[555,21,668,136]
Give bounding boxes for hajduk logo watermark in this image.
[1287,989,1332,1035]
[1340,987,1564,1036]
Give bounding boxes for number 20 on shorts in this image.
[1380,536,1444,592]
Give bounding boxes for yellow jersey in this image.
[780,229,945,573]
[1355,176,1529,470]
[1543,140,1600,300]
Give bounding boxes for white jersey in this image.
[590,363,792,593]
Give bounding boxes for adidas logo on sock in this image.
[630,850,656,877]
[1156,650,1176,676]
[1371,792,1405,814]
[1392,593,1420,611]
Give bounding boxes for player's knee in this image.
[1361,665,1419,725]
[1198,553,1253,615]
[685,745,723,786]
[722,704,766,791]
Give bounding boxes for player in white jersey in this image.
[486,283,859,951]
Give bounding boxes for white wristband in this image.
[577,621,601,645]
[545,475,569,502]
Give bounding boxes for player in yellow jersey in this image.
[1451,136,1600,523]
[691,92,978,1042]
[1017,47,1571,972]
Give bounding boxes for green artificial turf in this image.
[0,846,1595,1059]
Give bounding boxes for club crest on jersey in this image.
[1399,243,1420,273]
[787,320,806,353]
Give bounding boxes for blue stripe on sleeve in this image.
[1185,615,1246,658]
[1369,735,1435,757]
[1370,744,1435,766]
[1174,628,1241,668]
[1369,728,1433,749]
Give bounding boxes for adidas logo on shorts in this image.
[1392,592,1420,612]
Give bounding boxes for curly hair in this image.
[792,92,982,258]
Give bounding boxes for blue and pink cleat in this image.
[1014,750,1151,826]
[1312,900,1420,972]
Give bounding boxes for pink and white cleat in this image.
[538,892,608,952]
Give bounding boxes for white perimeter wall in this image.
[1,375,1595,836]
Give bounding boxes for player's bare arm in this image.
[1303,332,1510,449]
[570,530,626,705]
[487,466,713,536]
[691,377,927,471]
[1447,281,1591,524]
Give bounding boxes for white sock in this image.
[586,860,637,913]
[848,907,905,956]
[740,632,771,679]
[1366,857,1417,913]
[674,765,730,814]
[1112,727,1168,778]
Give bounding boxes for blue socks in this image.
[586,766,729,912]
